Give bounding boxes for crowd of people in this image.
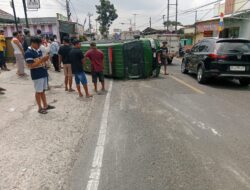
[0,29,106,114]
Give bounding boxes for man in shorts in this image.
[58,37,74,92]
[157,41,169,75]
[25,37,55,114]
[68,40,92,98]
[85,42,105,92]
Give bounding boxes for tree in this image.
[164,20,182,28]
[96,0,118,38]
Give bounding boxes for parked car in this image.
[181,38,250,86]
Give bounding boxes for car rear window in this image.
[216,41,250,54]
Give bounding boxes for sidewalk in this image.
[0,64,96,189]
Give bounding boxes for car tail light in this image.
[208,53,227,60]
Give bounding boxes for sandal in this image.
[68,89,75,92]
[86,94,93,98]
[38,109,48,114]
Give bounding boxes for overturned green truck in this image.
[81,38,160,79]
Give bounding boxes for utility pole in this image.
[129,18,132,29]
[96,19,98,35]
[66,0,71,21]
[194,10,198,44]
[149,17,152,28]
[167,0,170,31]
[175,0,178,33]
[133,14,138,30]
[87,13,93,33]
[22,0,29,28]
[10,0,18,31]
[163,15,166,30]
[167,0,178,33]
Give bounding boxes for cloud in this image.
[0,0,216,31]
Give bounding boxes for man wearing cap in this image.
[85,42,105,92]
[25,37,55,114]
[157,41,169,75]
[68,40,92,98]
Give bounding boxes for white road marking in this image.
[86,80,113,190]
[170,75,205,94]
[224,164,250,188]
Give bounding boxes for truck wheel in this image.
[239,79,250,86]
[197,66,207,84]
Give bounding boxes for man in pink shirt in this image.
[85,42,105,92]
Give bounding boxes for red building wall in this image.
[225,0,235,14]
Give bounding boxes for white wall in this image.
[239,19,250,39]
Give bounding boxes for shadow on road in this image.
[187,73,250,91]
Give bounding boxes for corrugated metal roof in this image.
[196,10,250,23]
[0,9,14,22]
[19,17,57,24]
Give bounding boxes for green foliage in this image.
[96,0,118,38]
[164,20,182,27]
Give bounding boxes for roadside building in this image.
[120,30,141,40]
[181,25,195,48]
[195,18,220,42]
[0,9,15,62]
[0,9,15,23]
[0,11,85,60]
[0,12,83,41]
[194,0,250,43]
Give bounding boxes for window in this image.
[191,43,201,53]
[216,42,250,53]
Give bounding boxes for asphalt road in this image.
[70,59,250,190]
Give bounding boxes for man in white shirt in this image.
[50,35,60,72]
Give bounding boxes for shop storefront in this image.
[195,19,220,43]
[195,11,250,42]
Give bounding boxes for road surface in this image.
[70,59,250,190]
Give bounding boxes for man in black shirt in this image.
[58,37,74,92]
[157,41,169,75]
[68,40,92,98]
[23,30,31,52]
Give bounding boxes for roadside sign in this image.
[26,0,40,10]
[218,12,224,32]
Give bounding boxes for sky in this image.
[0,0,216,31]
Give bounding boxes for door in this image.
[123,41,144,78]
[189,43,200,72]
[191,41,210,72]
